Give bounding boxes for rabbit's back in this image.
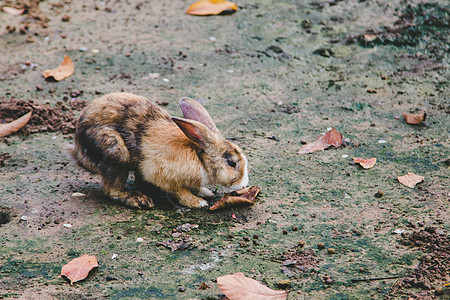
[72,93,172,172]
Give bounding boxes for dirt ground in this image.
[0,0,449,299]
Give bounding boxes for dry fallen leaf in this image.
[3,6,25,16]
[217,272,287,300]
[398,172,424,188]
[363,33,377,42]
[61,255,98,285]
[210,186,261,211]
[298,127,343,154]
[186,0,238,16]
[43,55,74,81]
[402,112,427,125]
[353,157,376,169]
[0,111,32,138]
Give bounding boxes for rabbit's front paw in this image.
[197,187,214,198]
[176,189,209,208]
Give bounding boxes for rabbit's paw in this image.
[176,189,209,208]
[111,191,154,209]
[197,187,214,198]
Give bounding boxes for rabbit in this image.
[69,93,248,209]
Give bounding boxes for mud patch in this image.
[389,227,450,298]
[348,3,449,59]
[0,207,12,225]
[0,98,86,136]
[281,248,322,278]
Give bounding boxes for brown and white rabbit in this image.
[69,93,248,208]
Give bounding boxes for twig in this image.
[351,275,404,282]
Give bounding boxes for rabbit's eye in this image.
[227,159,237,168]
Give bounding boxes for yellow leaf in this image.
[353,157,377,169]
[0,111,32,138]
[43,55,75,81]
[61,255,98,285]
[3,7,25,16]
[186,0,238,16]
[298,127,343,154]
[398,172,424,188]
[402,112,427,125]
[217,272,287,300]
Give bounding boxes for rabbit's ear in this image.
[179,97,219,134]
[172,117,216,150]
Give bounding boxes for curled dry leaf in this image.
[298,127,342,154]
[402,112,427,125]
[363,34,378,42]
[61,254,98,285]
[43,55,74,81]
[3,7,25,16]
[398,172,424,188]
[0,111,32,138]
[210,186,261,211]
[353,157,376,169]
[186,0,238,16]
[217,272,287,300]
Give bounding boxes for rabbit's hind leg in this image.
[102,169,154,208]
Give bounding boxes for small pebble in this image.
[378,139,387,144]
[327,248,335,254]
[317,242,325,249]
[292,212,299,217]
[61,15,71,22]
[106,275,116,281]
[282,229,288,235]
[92,49,100,54]
[20,216,28,221]
[136,237,144,242]
[209,37,216,41]
[325,278,333,284]
[243,236,250,242]
[178,287,185,292]
[375,190,383,198]
[79,47,88,52]
[162,78,170,82]
[63,223,72,228]
[292,226,298,231]
[341,154,349,158]
[111,253,118,259]
[253,234,259,240]
[277,279,291,287]
[393,229,404,234]
[298,240,305,247]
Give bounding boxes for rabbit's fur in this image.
[69,93,248,208]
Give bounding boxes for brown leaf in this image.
[402,112,427,125]
[0,111,32,138]
[186,0,238,16]
[217,272,287,300]
[43,55,74,81]
[298,127,342,154]
[210,186,261,211]
[363,34,377,42]
[61,255,98,285]
[353,157,376,169]
[398,172,424,188]
[3,7,25,16]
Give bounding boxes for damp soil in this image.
[1,0,449,299]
